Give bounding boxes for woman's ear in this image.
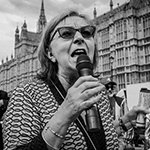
[47,51,56,63]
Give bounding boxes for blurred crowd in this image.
[99,77,150,150]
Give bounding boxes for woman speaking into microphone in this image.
[3,9,150,150]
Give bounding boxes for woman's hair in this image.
[37,9,98,80]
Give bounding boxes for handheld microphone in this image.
[76,54,101,132]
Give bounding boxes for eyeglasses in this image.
[50,25,96,41]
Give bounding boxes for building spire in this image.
[110,0,113,11]
[37,0,47,33]
[93,5,97,19]
[23,20,27,30]
[21,20,28,40]
[15,26,20,44]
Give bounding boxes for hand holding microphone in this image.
[76,54,101,132]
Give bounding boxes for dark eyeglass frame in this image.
[50,25,96,41]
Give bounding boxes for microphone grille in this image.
[76,54,93,71]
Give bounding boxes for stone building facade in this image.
[0,0,46,95]
[94,0,150,90]
[0,0,150,94]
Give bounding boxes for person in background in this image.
[0,90,9,119]
[0,90,9,150]
[2,9,150,150]
[99,77,124,117]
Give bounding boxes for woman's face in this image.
[50,16,95,76]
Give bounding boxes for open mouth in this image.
[71,49,87,57]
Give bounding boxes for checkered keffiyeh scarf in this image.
[3,77,118,150]
[49,76,119,150]
[50,76,119,150]
[97,90,119,149]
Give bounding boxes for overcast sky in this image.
[0,0,126,63]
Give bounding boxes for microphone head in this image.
[76,54,93,76]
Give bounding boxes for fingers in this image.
[81,91,103,110]
[62,76,106,119]
[71,76,105,107]
[73,75,98,88]
[133,106,150,114]
[80,84,105,100]
[79,80,105,94]
[73,75,105,93]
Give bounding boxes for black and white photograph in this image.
[0,0,150,150]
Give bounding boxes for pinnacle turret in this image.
[15,26,20,44]
[23,20,27,29]
[110,0,113,11]
[93,6,97,19]
[21,20,28,40]
[37,0,47,33]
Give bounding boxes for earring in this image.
[48,51,56,63]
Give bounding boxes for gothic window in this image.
[116,20,123,42]
[143,14,150,37]
[101,28,109,49]
[124,19,127,39]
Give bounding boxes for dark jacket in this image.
[0,90,9,119]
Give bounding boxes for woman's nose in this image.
[73,32,85,44]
